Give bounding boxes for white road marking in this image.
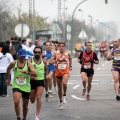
[105,61,108,63]
[71,95,86,100]
[97,68,101,70]
[75,116,81,119]
[67,83,74,85]
[73,85,80,89]
[102,64,105,66]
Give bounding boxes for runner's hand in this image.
[6,79,10,86]
[21,69,28,74]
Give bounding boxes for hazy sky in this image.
[9,0,120,37]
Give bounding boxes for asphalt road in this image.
[0,58,120,120]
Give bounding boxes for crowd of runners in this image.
[0,37,120,120]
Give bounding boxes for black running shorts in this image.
[30,80,44,90]
[81,68,94,77]
[12,88,30,99]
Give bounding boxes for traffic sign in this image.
[67,33,71,41]
[15,23,29,37]
[67,25,71,33]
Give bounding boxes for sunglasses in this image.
[55,44,59,46]
[34,51,41,54]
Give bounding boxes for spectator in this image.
[0,45,14,97]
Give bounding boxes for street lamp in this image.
[78,9,83,28]
[71,0,88,54]
[96,19,100,41]
[78,9,84,41]
[88,15,93,40]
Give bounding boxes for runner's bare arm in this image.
[68,52,72,67]
[28,61,37,77]
[6,61,16,85]
[49,53,56,64]
[107,48,113,60]
[44,60,48,75]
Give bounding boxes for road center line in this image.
[73,85,80,89]
[97,68,101,70]
[102,64,105,66]
[71,95,86,100]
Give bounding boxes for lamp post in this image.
[96,20,100,41]
[71,0,88,55]
[88,15,93,40]
[78,9,84,41]
[78,9,83,27]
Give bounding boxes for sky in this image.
[9,0,120,37]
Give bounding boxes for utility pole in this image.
[63,0,66,42]
[105,0,108,4]
[29,0,32,38]
[32,0,35,43]
[58,0,61,22]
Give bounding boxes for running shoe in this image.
[35,116,39,120]
[17,117,21,120]
[22,119,26,120]
[82,88,86,96]
[45,94,49,101]
[59,103,63,110]
[63,96,67,104]
[53,90,57,95]
[86,94,90,100]
[2,94,9,97]
[49,92,53,98]
[116,95,120,101]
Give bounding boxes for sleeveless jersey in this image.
[12,60,30,92]
[92,43,96,51]
[55,51,70,76]
[31,58,44,80]
[44,50,55,71]
[112,48,120,69]
[81,51,94,69]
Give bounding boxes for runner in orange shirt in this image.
[50,41,72,110]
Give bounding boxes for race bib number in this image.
[84,63,91,69]
[114,56,120,60]
[104,48,106,50]
[47,59,51,65]
[58,64,66,69]
[16,76,26,85]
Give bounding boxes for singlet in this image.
[55,51,70,76]
[112,48,120,69]
[12,60,30,92]
[31,58,44,80]
[81,51,94,69]
[75,43,82,50]
[44,50,54,69]
[92,43,96,51]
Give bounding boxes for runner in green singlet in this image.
[6,49,37,120]
[30,46,47,120]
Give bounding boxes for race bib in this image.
[16,76,26,85]
[104,48,106,50]
[114,56,120,60]
[84,63,91,69]
[47,59,51,65]
[58,64,66,69]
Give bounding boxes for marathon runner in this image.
[6,49,37,120]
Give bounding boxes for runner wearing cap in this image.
[6,48,37,120]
